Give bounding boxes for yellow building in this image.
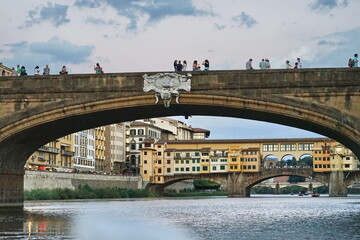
[95,126,106,172]
[312,144,332,172]
[228,146,241,172]
[26,134,74,172]
[140,139,262,184]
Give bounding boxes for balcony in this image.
[61,149,75,156]
[39,146,60,154]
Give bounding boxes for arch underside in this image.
[247,173,328,189]
[0,94,359,173]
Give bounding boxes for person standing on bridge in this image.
[173,60,178,71]
[34,66,40,75]
[192,60,199,71]
[43,64,50,75]
[296,58,302,69]
[202,59,210,71]
[259,59,266,69]
[182,60,187,71]
[176,60,183,71]
[354,54,359,67]
[265,58,271,69]
[246,59,253,70]
[286,60,292,69]
[94,63,103,74]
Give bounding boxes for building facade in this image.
[26,134,74,172]
[140,138,360,184]
[95,126,106,172]
[104,123,127,174]
[0,63,14,76]
[73,129,95,172]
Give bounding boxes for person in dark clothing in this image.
[176,60,183,71]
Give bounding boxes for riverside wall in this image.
[24,170,142,191]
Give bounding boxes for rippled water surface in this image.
[1,195,360,239]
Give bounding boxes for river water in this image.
[1,195,360,240]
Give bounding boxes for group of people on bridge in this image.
[2,53,359,77]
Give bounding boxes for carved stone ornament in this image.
[143,73,192,107]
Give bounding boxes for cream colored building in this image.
[331,144,360,171]
[104,123,127,174]
[0,63,14,76]
[26,134,74,172]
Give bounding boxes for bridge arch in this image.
[1,92,359,173]
[245,169,329,192]
[0,70,360,206]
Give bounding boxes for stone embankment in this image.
[24,170,142,191]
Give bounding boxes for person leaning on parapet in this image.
[94,63,103,74]
[265,58,271,69]
[43,64,50,75]
[202,59,210,71]
[353,54,359,67]
[246,59,253,70]
[16,64,21,76]
[192,60,199,71]
[294,62,299,69]
[348,58,354,68]
[286,60,292,69]
[259,59,266,69]
[20,66,27,76]
[34,66,40,75]
[59,66,68,75]
[182,60,187,71]
[296,58,302,68]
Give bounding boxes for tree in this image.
[299,156,313,167]
[288,175,305,183]
[193,179,221,190]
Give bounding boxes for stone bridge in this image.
[0,68,360,207]
[149,168,360,197]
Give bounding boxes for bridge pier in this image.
[147,184,166,196]
[0,172,24,209]
[329,171,347,197]
[275,182,280,194]
[227,172,250,197]
[308,183,313,194]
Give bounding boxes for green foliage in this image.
[24,185,157,200]
[163,191,227,197]
[280,186,307,194]
[313,186,329,194]
[193,179,221,190]
[251,186,274,194]
[299,156,313,167]
[288,176,306,183]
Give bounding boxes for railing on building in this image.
[61,149,75,156]
[39,146,61,154]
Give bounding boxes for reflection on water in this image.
[1,195,360,239]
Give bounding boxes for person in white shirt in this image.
[286,60,292,69]
[34,66,40,75]
[259,59,266,69]
[246,59,253,70]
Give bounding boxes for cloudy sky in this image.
[1,0,358,139]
